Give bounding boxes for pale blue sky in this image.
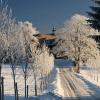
[7,0,93,33]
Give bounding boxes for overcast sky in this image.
[7,0,93,33]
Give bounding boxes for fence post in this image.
[1,77,4,100]
[0,77,1,100]
[27,85,28,98]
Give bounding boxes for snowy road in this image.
[59,68,100,100]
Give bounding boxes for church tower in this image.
[52,26,56,35]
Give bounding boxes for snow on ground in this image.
[54,59,100,99]
[46,67,64,96]
[78,67,100,99]
[2,63,64,100]
[2,64,63,100]
[80,67,100,87]
[1,64,34,99]
[29,92,62,100]
[2,59,100,100]
[59,68,100,100]
[76,73,100,99]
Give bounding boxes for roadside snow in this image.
[1,64,34,98]
[46,67,64,97]
[2,64,63,100]
[80,68,100,87]
[76,72,100,99]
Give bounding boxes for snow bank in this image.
[80,68,100,87]
[1,65,34,97]
[46,68,64,97]
[76,72,100,99]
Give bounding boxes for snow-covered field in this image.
[1,63,63,100]
[1,59,100,100]
[1,64,62,100]
[1,65,34,98]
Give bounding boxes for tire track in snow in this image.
[59,68,98,100]
[59,69,80,100]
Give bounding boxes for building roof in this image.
[33,34,56,41]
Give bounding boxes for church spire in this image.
[52,26,56,34]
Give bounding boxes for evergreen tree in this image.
[87,0,100,31]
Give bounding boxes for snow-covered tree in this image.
[0,2,17,98]
[53,14,100,73]
[17,21,39,98]
[36,44,54,92]
[7,25,23,100]
[31,44,54,95]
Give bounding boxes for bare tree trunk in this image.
[12,66,16,100]
[15,82,19,100]
[26,85,28,98]
[0,64,2,100]
[14,76,16,100]
[76,66,80,73]
[40,73,43,92]
[24,76,27,98]
[34,78,37,96]
[97,71,98,82]
[74,61,80,73]
[40,80,43,92]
